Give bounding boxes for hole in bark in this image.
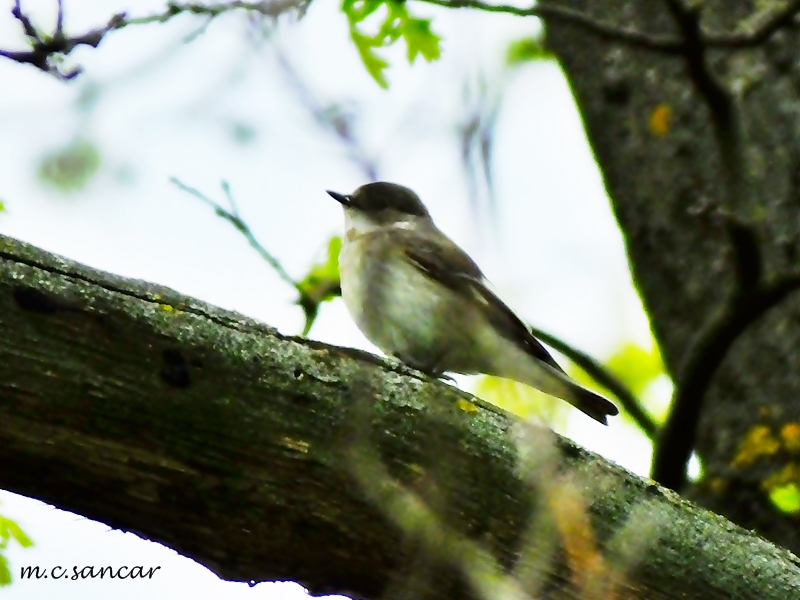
[13,285,60,314]
[161,349,191,388]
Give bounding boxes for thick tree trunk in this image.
[545,0,800,552]
[2,235,800,598]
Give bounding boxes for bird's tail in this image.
[512,360,619,425]
[564,384,619,425]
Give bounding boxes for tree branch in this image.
[652,269,800,490]
[529,326,658,439]
[0,0,307,79]
[4,0,800,80]
[3,232,800,599]
[0,0,125,80]
[708,0,800,48]
[417,0,800,52]
[417,0,685,52]
[649,0,759,492]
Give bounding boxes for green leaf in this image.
[402,18,441,63]
[0,516,33,549]
[604,342,665,397]
[0,554,10,587]
[38,139,101,192]
[0,200,5,212]
[506,35,553,66]
[0,513,33,587]
[341,0,442,88]
[296,237,343,335]
[351,30,390,89]
[474,376,570,428]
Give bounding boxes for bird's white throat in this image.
[343,208,422,241]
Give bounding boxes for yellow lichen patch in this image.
[648,104,672,137]
[708,477,727,494]
[457,398,478,413]
[160,304,174,312]
[281,436,310,454]
[781,422,800,452]
[731,425,780,467]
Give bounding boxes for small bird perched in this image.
[327,182,618,425]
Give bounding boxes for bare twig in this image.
[708,0,800,47]
[417,0,685,52]
[170,177,297,289]
[4,0,800,80]
[420,0,800,52]
[0,0,307,79]
[0,0,125,80]
[530,326,658,439]
[120,0,309,26]
[270,47,378,181]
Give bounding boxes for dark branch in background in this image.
[0,0,308,79]
[530,327,658,439]
[271,47,378,182]
[420,0,800,50]
[653,260,800,489]
[418,0,685,52]
[458,79,500,218]
[710,0,800,48]
[0,0,124,80]
[651,0,749,491]
[4,0,800,80]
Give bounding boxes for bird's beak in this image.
[327,190,351,206]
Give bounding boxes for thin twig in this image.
[55,0,64,38]
[530,327,658,439]
[4,0,800,80]
[12,0,39,39]
[270,45,378,181]
[121,0,308,26]
[420,0,800,51]
[170,177,298,289]
[418,0,685,52]
[1,2,125,80]
[708,0,800,47]
[0,0,306,79]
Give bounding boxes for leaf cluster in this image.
[341,0,441,88]
[0,512,33,586]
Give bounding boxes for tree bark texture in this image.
[2,233,800,599]
[545,0,800,552]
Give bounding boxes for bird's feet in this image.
[393,354,457,383]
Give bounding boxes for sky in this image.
[0,0,667,598]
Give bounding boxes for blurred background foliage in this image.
[37,139,101,193]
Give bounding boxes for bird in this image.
[327,182,618,425]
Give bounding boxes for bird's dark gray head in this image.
[327,182,430,220]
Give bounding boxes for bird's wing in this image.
[400,228,567,374]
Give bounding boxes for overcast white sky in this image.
[0,1,665,598]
